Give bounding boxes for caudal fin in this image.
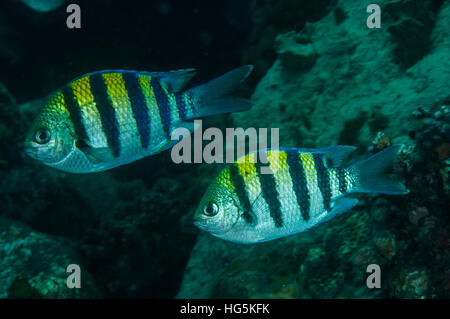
[350,145,409,195]
[188,65,253,118]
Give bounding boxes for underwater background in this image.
[0,0,449,298]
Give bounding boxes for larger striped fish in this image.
[193,145,408,244]
[24,66,253,173]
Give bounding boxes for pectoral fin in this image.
[76,140,113,164]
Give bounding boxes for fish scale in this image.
[25,66,253,173]
[194,145,408,244]
[267,150,304,231]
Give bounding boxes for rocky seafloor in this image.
[1,0,449,298]
[177,0,450,299]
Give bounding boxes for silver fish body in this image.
[24,66,253,173]
[194,145,408,244]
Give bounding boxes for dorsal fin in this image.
[72,69,197,93]
[159,69,197,92]
[297,146,356,168]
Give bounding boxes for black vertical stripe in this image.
[286,149,310,221]
[313,153,331,211]
[62,86,89,143]
[89,73,121,158]
[337,168,347,193]
[151,77,171,138]
[255,161,283,228]
[175,93,187,121]
[229,165,254,224]
[122,72,151,149]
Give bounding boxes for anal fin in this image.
[160,121,201,153]
[319,197,359,224]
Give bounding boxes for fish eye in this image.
[34,129,51,144]
[203,202,219,217]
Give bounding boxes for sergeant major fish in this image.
[194,145,408,244]
[24,65,253,173]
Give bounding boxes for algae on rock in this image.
[177,0,450,299]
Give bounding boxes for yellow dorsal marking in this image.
[235,152,270,217]
[216,167,235,192]
[236,152,268,212]
[300,152,317,186]
[138,75,157,106]
[236,153,257,182]
[101,73,129,107]
[268,150,300,216]
[236,152,261,198]
[101,72,143,153]
[69,76,107,148]
[236,152,257,164]
[47,91,68,114]
[267,150,286,171]
[300,152,325,217]
[138,74,166,145]
[71,76,95,106]
[268,150,289,180]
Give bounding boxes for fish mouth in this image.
[23,143,39,159]
[193,219,205,229]
[193,218,230,236]
[193,217,212,232]
[23,142,52,163]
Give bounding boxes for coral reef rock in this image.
[0,217,99,298]
[233,0,450,150]
[177,0,450,299]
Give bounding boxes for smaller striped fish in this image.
[24,66,253,173]
[194,145,408,244]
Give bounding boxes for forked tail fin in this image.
[350,145,409,195]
